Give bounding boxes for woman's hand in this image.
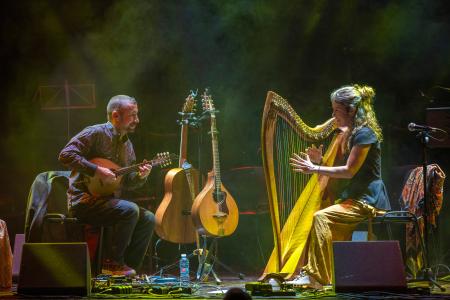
[305,144,323,164]
[290,153,317,174]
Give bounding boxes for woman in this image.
[287,84,391,288]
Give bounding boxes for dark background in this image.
[1,0,450,276]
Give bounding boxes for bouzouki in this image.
[86,152,173,197]
[155,92,201,244]
[192,90,239,237]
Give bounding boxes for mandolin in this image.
[191,90,239,237]
[86,152,173,197]
[155,92,201,244]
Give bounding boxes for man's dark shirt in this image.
[59,122,146,206]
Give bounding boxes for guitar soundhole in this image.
[218,202,229,215]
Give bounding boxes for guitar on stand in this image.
[154,91,208,283]
[155,91,201,244]
[191,89,240,283]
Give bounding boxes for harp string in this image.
[260,91,338,278]
[275,117,333,249]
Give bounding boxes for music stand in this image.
[36,80,96,140]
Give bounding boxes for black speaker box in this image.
[333,241,407,292]
[18,242,91,296]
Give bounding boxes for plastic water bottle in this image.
[268,278,280,291]
[179,253,190,284]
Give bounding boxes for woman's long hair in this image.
[330,84,383,151]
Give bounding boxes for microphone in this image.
[408,122,438,132]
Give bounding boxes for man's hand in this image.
[138,160,152,179]
[95,166,117,182]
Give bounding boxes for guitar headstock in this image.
[154,152,175,168]
[201,88,215,114]
[181,90,197,114]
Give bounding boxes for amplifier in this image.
[18,242,91,296]
[333,241,407,292]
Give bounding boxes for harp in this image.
[261,91,345,279]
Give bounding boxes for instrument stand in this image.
[187,90,243,284]
[415,130,445,292]
[152,238,198,280]
[152,238,163,274]
[195,235,245,284]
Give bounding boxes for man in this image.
[59,95,154,276]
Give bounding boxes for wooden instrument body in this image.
[191,90,239,237]
[155,92,201,244]
[85,158,123,197]
[191,171,239,237]
[85,153,172,197]
[155,167,200,243]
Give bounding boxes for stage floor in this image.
[1,276,450,299]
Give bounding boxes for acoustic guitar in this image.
[155,92,201,244]
[191,90,239,237]
[85,152,173,197]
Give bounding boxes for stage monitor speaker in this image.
[333,241,407,292]
[18,242,91,296]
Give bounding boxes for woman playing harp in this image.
[261,91,347,281]
[286,84,391,288]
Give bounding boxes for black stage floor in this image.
[1,276,450,300]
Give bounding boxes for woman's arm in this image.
[290,144,371,179]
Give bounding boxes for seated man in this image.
[59,95,154,276]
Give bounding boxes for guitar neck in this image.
[179,122,189,167]
[210,114,222,193]
[114,159,158,176]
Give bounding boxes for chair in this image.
[25,171,106,275]
[365,210,426,275]
[353,165,419,242]
[356,164,445,278]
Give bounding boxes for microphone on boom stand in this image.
[407,123,440,133]
[408,122,446,292]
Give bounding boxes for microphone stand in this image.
[416,130,445,292]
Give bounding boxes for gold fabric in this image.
[302,199,377,285]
